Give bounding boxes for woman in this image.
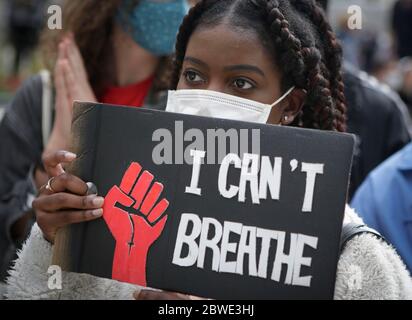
[7,0,412,299]
[0,0,188,282]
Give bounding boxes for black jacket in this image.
[0,75,43,280]
[344,64,412,199]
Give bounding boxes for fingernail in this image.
[64,152,77,160]
[92,197,104,207]
[92,208,103,217]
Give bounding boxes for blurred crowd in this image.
[0,0,52,96]
[331,0,412,118]
[0,0,411,300]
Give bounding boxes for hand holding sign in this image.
[103,162,169,286]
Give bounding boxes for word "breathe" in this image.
[172,214,318,288]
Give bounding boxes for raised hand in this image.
[45,34,97,155]
[63,33,96,103]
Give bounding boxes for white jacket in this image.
[5,206,412,300]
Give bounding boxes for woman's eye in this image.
[233,78,254,90]
[184,70,204,84]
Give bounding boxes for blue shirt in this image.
[351,142,412,273]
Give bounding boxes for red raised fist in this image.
[103,162,169,286]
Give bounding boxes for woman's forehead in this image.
[185,24,275,70]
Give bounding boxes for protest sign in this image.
[55,102,354,299]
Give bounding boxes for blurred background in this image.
[329,0,412,115]
[0,0,411,121]
[0,0,59,120]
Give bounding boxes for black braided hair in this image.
[171,0,347,132]
[291,0,346,131]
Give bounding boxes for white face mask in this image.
[165,87,295,124]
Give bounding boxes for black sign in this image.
[63,102,354,300]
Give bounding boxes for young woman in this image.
[6,0,412,300]
[0,0,187,281]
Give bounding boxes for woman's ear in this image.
[281,89,306,125]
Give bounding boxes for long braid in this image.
[290,0,347,132]
[263,0,306,89]
[263,0,338,131]
[301,47,335,130]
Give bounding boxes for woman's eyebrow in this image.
[224,64,265,77]
[184,56,209,70]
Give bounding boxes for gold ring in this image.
[45,177,56,193]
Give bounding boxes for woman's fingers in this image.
[42,150,76,177]
[35,149,103,244]
[39,208,103,229]
[53,58,72,138]
[50,41,73,154]
[45,173,89,195]
[64,35,97,102]
[36,207,103,243]
[34,181,104,244]
[57,40,67,62]
[66,33,89,83]
[66,35,88,81]
[54,60,70,105]
[62,60,79,99]
[62,58,96,103]
[34,193,104,212]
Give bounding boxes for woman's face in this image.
[177,24,304,125]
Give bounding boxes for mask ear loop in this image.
[269,86,295,108]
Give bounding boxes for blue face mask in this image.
[118,0,189,56]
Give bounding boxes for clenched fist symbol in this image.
[104,162,169,286]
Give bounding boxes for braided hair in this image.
[170,0,347,132]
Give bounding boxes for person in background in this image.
[318,0,411,199]
[374,57,412,116]
[344,63,411,198]
[335,15,363,69]
[351,141,412,274]
[392,0,412,59]
[5,0,47,89]
[0,0,188,285]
